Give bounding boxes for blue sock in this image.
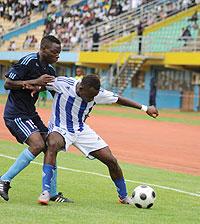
[50,166,57,197]
[42,164,56,192]
[113,178,127,199]
[1,148,35,182]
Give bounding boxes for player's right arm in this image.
[4,74,54,90]
[4,57,55,90]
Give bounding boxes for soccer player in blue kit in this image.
[0,35,72,203]
[37,74,159,205]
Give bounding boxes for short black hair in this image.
[81,74,100,91]
[40,35,61,48]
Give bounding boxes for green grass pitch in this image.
[0,140,199,224]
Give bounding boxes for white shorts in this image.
[48,124,108,159]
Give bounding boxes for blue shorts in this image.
[4,116,48,144]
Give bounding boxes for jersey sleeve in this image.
[94,88,119,104]
[46,77,75,93]
[5,63,29,80]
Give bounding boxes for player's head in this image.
[76,67,85,77]
[77,74,100,102]
[40,35,61,64]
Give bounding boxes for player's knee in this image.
[47,138,59,153]
[31,141,46,154]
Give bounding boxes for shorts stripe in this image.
[27,119,35,129]
[14,118,31,137]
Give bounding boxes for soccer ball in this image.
[132,185,156,209]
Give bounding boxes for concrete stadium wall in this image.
[3,19,45,41]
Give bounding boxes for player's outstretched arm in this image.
[4,74,55,90]
[116,96,159,118]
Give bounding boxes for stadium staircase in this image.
[110,54,147,95]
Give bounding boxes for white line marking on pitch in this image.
[0,153,199,198]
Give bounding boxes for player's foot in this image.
[119,196,133,205]
[0,179,11,201]
[50,192,74,203]
[38,190,50,205]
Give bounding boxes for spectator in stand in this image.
[121,0,129,12]
[116,2,123,15]
[108,1,119,16]
[0,25,4,36]
[8,41,16,51]
[30,35,38,49]
[182,0,190,9]
[0,2,4,18]
[188,11,199,29]
[137,21,144,55]
[92,28,100,51]
[178,26,192,46]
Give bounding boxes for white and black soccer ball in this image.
[132,185,156,209]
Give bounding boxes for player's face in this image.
[78,86,99,102]
[76,68,83,76]
[42,42,61,64]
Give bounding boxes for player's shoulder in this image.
[19,53,38,66]
[56,76,76,86]
[97,87,107,95]
[96,87,118,97]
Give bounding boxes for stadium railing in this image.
[82,0,198,49]
[94,35,200,53]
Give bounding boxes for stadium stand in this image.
[1,0,198,52]
[0,0,200,110]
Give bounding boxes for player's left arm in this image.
[116,96,159,118]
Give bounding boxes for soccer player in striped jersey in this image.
[38,74,159,205]
[0,35,72,203]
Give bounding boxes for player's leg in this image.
[90,147,132,204]
[38,131,73,205]
[0,118,45,201]
[75,126,132,204]
[33,117,72,203]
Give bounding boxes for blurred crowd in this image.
[0,0,46,28]
[43,0,131,50]
[1,0,200,51]
[0,0,65,30]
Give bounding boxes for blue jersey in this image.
[4,53,56,119]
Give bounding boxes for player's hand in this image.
[23,84,42,96]
[36,74,55,86]
[30,86,42,97]
[23,83,39,90]
[146,105,159,118]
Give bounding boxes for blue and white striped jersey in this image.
[47,76,118,133]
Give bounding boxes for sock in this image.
[42,164,56,192]
[50,166,57,197]
[113,178,127,200]
[1,148,35,182]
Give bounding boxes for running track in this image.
[0,105,199,176]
